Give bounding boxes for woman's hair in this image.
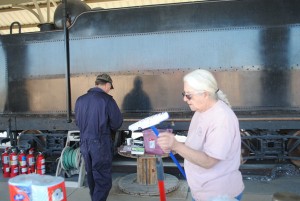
[183,69,231,107]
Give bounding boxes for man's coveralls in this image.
[75,87,123,201]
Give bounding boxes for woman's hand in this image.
[157,132,177,153]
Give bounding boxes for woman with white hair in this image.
[157,69,244,201]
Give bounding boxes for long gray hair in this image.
[183,69,231,107]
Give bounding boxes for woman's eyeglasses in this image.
[182,91,204,100]
[182,92,193,100]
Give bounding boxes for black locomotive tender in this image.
[0,0,300,168]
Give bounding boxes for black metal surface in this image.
[10,22,21,34]
[242,133,300,160]
[63,0,72,123]
[70,0,300,35]
[17,132,67,155]
[0,0,299,133]
[54,0,91,29]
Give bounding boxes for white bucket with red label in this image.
[8,174,32,201]
[8,174,67,201]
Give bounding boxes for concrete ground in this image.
[1,170,300,201]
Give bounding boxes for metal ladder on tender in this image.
[56,130,86,188]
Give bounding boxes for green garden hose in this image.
[61,146,81,170]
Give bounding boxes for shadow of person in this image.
[122,76,152,112]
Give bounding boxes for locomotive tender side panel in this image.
[0,0,299,132]
[1,32,66,114]
[69,0,300,114]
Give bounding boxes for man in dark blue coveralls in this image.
[75,74,123,201]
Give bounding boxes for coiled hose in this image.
[60,146,81,170]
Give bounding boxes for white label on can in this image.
[21,167,27,173]
[41,159,45,163]
[20,161,26,166]
[13,167,18,173]
[10,160,17,166]
[3,156,9,164]
[28,158,35,165]
[12,155,17,160]
[5,167,9,172]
